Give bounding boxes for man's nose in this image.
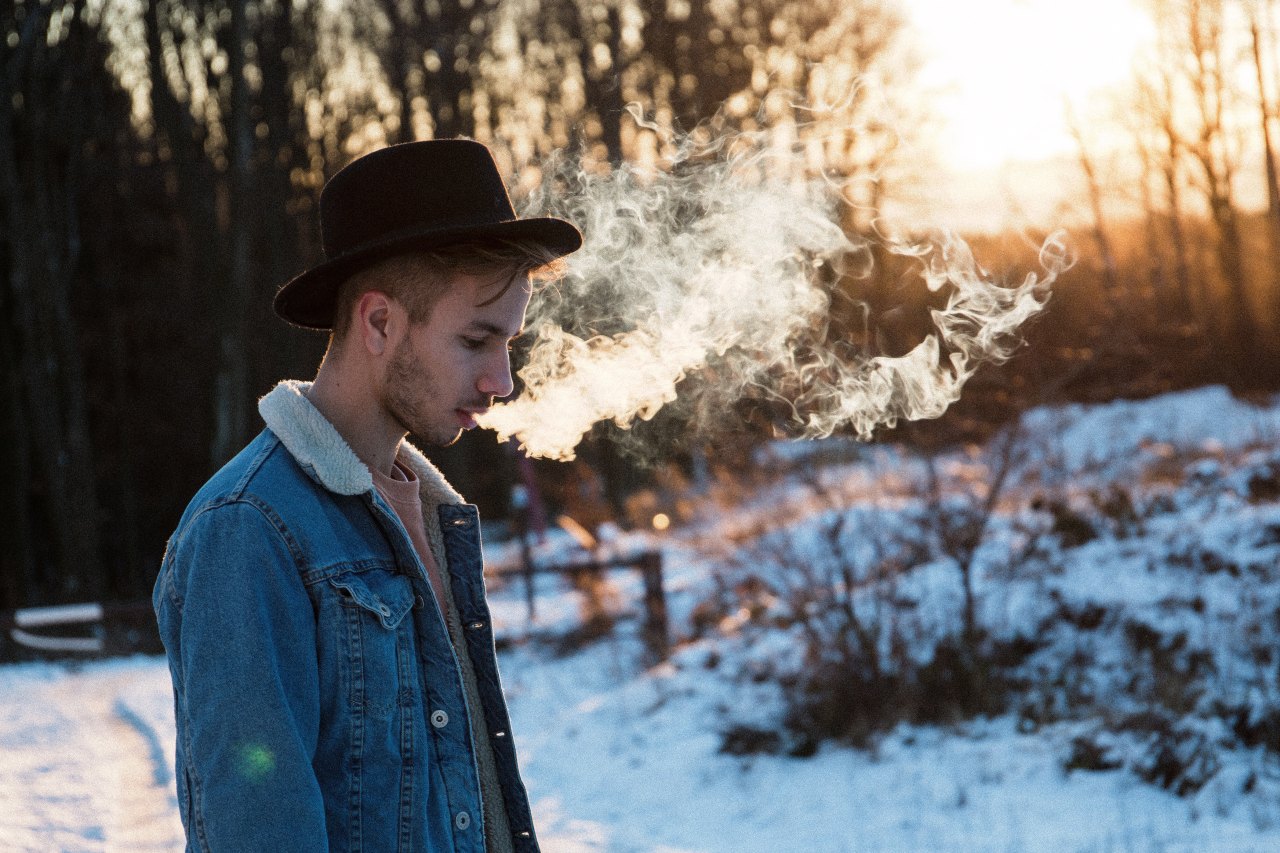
[477,349,515,399]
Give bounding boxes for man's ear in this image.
[355,290,398,357]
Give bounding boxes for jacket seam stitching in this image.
[167,498,308,614]
[227,432,285,498]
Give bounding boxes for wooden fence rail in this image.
[2,551,671,663]
[0,601,157,656]
[493,549,669,662]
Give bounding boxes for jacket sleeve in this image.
[162,499,328,852]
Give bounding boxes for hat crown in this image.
[320,139,517,259]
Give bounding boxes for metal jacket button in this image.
[455,811,471,830]
[430,710,449,729]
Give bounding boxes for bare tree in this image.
[1248,1,1280,248]
[1157,71,1195,317]
[1129,94,1171,308]
[1184,0,1256,356]
[1066,102,1122,320]
[210,0,257,467]
[1247,0,1280,324]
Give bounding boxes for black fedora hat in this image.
[274,139,582,329]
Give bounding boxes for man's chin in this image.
[412,426,464,448]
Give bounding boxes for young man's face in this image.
[381,269,531,447]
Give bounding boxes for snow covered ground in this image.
[3,386,1280,852]
[0,658,183,852]
[4,651,1277,853]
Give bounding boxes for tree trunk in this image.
[578,2,626,164]
[1250,6,1280,345]
[374,0,418,144]
[1137,146,1166,308]
[426,0,478,139]
[0,301,33,609]
[0,0,37,610]
[211,0,255,467]
[1154,66,1194,317]
[145,0,222,459]
[1251,9,1280,245]
[1068,109,1121,319]
[1188,0,1256,360]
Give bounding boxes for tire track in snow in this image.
[99,684,183,853]
[0,663,183,852]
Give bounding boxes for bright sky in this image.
[888,0,1158,230]
[907,0,1156,172]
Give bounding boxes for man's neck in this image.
[306,364,404,478]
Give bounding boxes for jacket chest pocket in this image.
[330,569,416,719]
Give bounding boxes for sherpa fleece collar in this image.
[257,380,464,508]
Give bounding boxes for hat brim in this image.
[274,217,582,330]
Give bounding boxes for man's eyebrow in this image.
[466,321,524,338]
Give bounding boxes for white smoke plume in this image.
[478,125,1068,461]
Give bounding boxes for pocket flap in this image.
[330,571,414,629]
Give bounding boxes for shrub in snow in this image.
[1130,719,1225,797]
[1246,461,1280,503]
[1065,731,1124,772]
[718,724,785,756]
[1064,718,1225,797]
[697,431,1048,748]
[1224,703,1280,754]
[656,390,1280,808]
[1031,496,1098,548]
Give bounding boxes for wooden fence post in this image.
[639,551,669,663]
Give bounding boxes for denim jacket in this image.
[154,380,539,852]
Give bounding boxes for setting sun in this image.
[909,0,1156,172]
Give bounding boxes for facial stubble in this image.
[384,334,461,448]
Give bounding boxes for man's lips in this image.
[456,407,489,429]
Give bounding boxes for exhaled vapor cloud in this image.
[477,128,1068,461]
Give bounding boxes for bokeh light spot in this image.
[237,743,276,782]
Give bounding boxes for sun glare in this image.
[909,0,1156,173]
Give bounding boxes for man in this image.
[153,139,581,852]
